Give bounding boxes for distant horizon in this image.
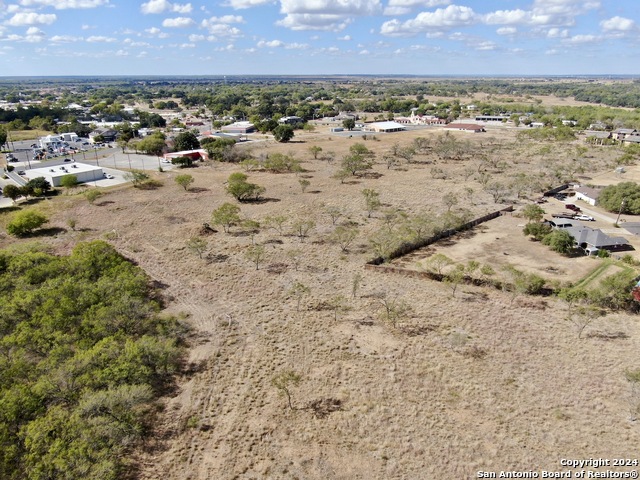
[1,1,639,77]
[1,73,639,80]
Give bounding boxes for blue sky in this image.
[0,0,638,76]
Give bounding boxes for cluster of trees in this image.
[368,209,474,261]
[2,177,53,204]
[599,182,640,215]
[0,241,185,479]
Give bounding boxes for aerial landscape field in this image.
[2,2,640,478]
[1,71,640,480]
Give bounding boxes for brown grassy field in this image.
[1,124,639,480]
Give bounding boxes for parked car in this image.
[103,173,114,179]
[63,158,72,162]
[17,170,25,175]
[574,214,595,221]
[565,204,581,212]
[552,213,576,219]
[30,143,38,148]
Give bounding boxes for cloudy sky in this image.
[0,0,638,76]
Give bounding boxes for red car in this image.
[565,204,581,212]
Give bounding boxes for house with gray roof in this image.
[564,225,630,255]
[574,185,602,206]
[613,128,637,141]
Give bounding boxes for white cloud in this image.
[257,39,284,47]
[222,0,273,9]
[285,42,308,49]
[179,43,195,48]
[546,27,568,38]
[162,17,195,28]
[530,0,600,26]
[188,34,205,42]
[6,12,57,26]
[475,41,496,51]
[380,5,476,37]
[562,34,600,45]
[204,24,242,37]
[12,26,47,42]
[172,3,192,13]
[51,34,82,43]
[18,0,109,8]
[383,0,449,16]
[496,27,517,36]
[86,35,117,42]
[359,49,369,54]
[141,0,192,14]
[276,13,350,31]
[276,0,381,31]
[483,9,530,25]
[600,16,636,32]
[81,24,93,30]
[125,40,151,47]
[280,0,381,16]
[203,15,244,24]
[141,0,171,13]
[337,34,351,40]
[115,49,128,56]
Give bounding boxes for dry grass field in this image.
[1,124,640,479]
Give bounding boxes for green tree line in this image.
[0,241,185,479]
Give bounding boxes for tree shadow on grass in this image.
[0,206,21,214]
[30,227,67,237]
[241,197,281,204]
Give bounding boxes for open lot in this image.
[394,213,601,284]
[1,123,640,479]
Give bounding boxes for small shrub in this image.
[6,210,48,237]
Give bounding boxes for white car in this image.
[575,214,595,221]
[103,173,114,179]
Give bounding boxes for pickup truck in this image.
[552,213,576,219]
[574,214,595,221]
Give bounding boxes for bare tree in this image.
[245,244,266,270]
[289,281,310,311]
[186,237,208,259]
[271,370,302,410]
[291,218,315,242]
[330,225,359,252]
[325,206,345,225]
[377,294,412,328]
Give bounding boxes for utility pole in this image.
[616,199,626,225]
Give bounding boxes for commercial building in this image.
[22,162,104,187]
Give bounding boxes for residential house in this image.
[613,128,637,141]
[564,225,630,255]
[622,135,640,145]
[89,129,118,143]
[574,186,601,206]
[584,131,612,145]
[278,116,303,125]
